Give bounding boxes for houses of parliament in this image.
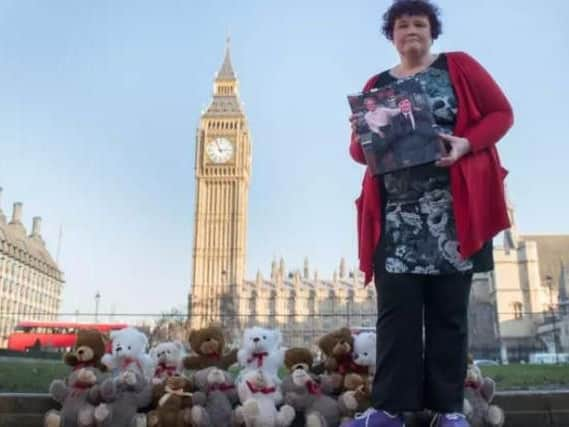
[188,41,569,355]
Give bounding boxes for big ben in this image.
[189,39,251,331]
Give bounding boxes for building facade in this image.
[492,199,569,359]
[0,190,64,348]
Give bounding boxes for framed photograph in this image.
[348,79,446,175]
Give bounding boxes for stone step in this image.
[1,391,568,427]
[0,414,44,427]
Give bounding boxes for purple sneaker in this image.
[344,408,405,427]
[430,413,470,427]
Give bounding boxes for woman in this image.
[347,1,513,427]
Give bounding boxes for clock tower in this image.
[189,39,251,331]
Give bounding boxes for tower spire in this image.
[217,36,236,81]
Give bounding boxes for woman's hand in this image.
[349,114,359,132]
[435,133,471,167]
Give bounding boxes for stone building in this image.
[0,190,64,347]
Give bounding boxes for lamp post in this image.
[544,275,559,364]
[95,291,101,324]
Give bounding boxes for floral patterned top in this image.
[374,54,485,275]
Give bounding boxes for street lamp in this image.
[95,291,101,324]
[543,275,559,364]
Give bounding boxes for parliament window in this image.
[513,302,523,320]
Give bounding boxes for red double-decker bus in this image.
[6,321,128,352]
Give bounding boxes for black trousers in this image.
[371,263,472,413]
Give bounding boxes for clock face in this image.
[206,137,234,164]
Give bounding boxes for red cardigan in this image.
[350,51,514,285]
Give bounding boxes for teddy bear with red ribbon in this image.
[281,348,341,427]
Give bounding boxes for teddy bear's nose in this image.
[253,337,260,343]
[77,349,84,355]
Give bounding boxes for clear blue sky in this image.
[0,1,567,317]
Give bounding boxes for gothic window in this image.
[513,302,523,320]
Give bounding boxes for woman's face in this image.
[392,14,432,58]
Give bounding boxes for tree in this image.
[149,307,188,347]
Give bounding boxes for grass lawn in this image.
[0,357,70,393]
[1,357,568,393]
[481,364,569,390]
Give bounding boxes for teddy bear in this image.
[463,360,505,427]
[336,373,373,424]
[182,324,238,371]
[44,367,102,427]
[317,328,367,395]
[281,348,341,427]
[150,341,186,384]
[64,329,109,373]
[237,326,285,379]
[189,366,241,427]
[102,327,155,381]
[44,329,110,427]
[146,375,193,427]
[235,368,296,427]
[352,332,376,377]
[94,370,153,427]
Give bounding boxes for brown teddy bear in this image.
[281,348,341,427]
[182,324,238,371]
[337,373,373,423]
[147,375,193,427]
[63,329,108,372]
[317,328,368,394]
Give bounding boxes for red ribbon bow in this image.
[336,354,369,376]
[70,381,92,397]
[120,357,143,373]
[246,380,276,395]
[464,380,481,390]
[306,380,321,395]
[155,363,178,378]
[336,355,355,375]
[247,352,268,367]
[207,352,221,360]
[208,383,235,392]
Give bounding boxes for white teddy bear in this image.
[352,331,376,376]
[237,327,284,379]
[149,340,186,384]
[235,368,295,427]
[101,327,155,381]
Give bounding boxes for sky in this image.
[0,0,568,319]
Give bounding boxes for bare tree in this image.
[149,308,188,347]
